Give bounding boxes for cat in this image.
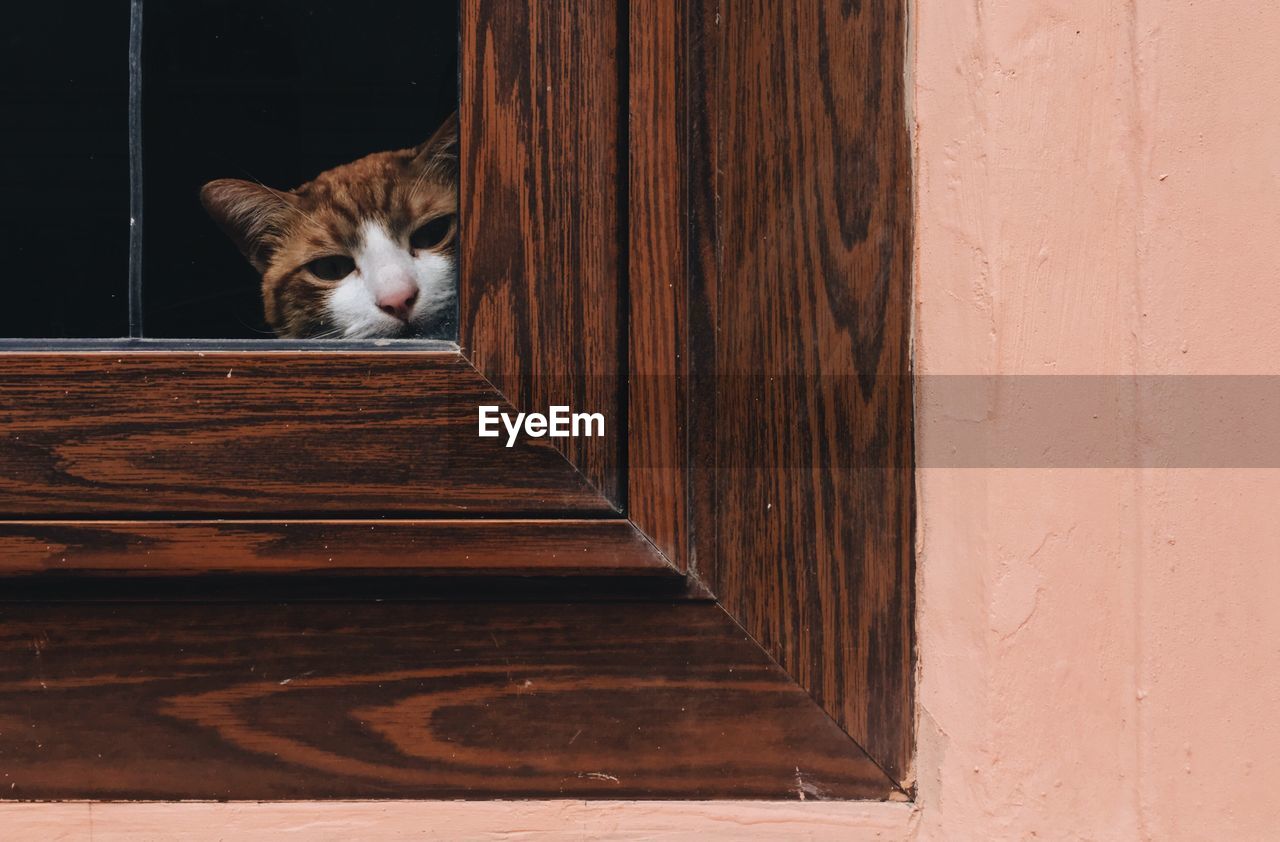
[200,113,458,339]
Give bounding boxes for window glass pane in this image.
[0,3,130,339]
[143,0,459,340]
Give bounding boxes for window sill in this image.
[0,599,900,800]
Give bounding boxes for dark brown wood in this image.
[0,520,673,577]
[694,0,916,782]
[461,0,623,506]
[684,0,722,591]
[0,601,899,800]
[0,0,918,801]
[0,352,613,516]
[627,0,688,571]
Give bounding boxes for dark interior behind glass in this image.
[0,1,457,341]
[0,3,130,339]
[143,0,458,338]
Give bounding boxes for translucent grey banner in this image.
[915,375,1280,468]
[500,375,1280,468]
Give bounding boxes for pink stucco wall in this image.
[4,0,1278,838]
[914,0,1280,838]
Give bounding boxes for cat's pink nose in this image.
[376,284,419,321]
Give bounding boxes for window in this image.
[0,0,914,800]
[3,0,457,342]
[142,0,458,339]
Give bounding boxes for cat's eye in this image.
[410,215,456,252]
[306,255,356,281]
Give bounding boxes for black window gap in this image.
[128,0,145,338]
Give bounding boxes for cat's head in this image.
[200,113,458,339]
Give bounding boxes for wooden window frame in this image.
[0,0,914,800]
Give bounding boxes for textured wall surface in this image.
[914,0,1280,838]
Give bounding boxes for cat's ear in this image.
[199,179,297,272]
[413,112,459,176]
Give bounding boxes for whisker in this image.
[235,321,279,337]
[303,325,350,340]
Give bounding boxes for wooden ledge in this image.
[0,520,674,578]
[0,601,899,800]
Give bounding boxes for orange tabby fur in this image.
[200,114,457,338]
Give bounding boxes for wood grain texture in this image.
[0,602,899,800]
[461,0,623,506]
[699,0,916,782]
[0,520,672,577]
[627,0,688,570]
[0,0,918,802]
[0,353,612,516]
[684,0,721,590]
